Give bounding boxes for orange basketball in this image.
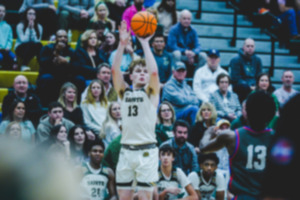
[130,11,157,38]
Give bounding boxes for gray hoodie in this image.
[36,114,74,143]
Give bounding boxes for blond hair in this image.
[195,102,217,124]
[82,79,108,107]
[57,82,78,109]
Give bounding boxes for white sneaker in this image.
[21,65,31,71]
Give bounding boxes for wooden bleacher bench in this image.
[0,71,38,88]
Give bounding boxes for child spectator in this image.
[156,144,197,200]
[188,153,226,200]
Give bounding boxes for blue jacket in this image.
[167,23,201,54]
[229,49,263,87]
[160,138,200,175]
[162,76,200,113]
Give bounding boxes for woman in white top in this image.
[15,7,43,71]
[0,100,36,144]
[81,79,108,135]
[100,101,121,147]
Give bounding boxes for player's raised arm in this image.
[111,20,130,99]
[137,35,160,98]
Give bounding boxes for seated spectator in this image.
[57,82,85,126]
[38,124,71,159]
[100,101,121,148]
[3,121,22,141]
[188,153,226,200]
[0,4,17,70]
[75,20,107,49]
[108,35,140,78]
[188,102,217,154]
[0,100,35,144]
[151,34,173,86]
[67,125,90,165]
[81,80,108,135]
[81,63,118,103]
[14,7,43,71]
[58,0,94,30]
[229,38,263,103]
[160,120,200,175]
[37,29,85,106]
[209,73,241,122]
[167,9,206,76]
[254,72,279,110]
[162,61,201,126]
[153,0,179,40]
[273,70,299,108]
[155,101,176,146]
[98,31,118,63]
[193,49,230,103]
[88,2,115,33]
[19,0,57,40]
[155,144,197,200]
[36,101,74,143]
[1,75,43,128]
[122,0,146,37]
[71,30,105,85]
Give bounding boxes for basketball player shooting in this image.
[112,20,160,200]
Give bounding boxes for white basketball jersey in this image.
[80,163,109,200]
[120,88,157,145]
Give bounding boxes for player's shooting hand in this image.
[137,33,154,44]
[118,20,131,46]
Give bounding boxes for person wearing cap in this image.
[162,61,201,126]
[229,38,263,103]
[209,73,241,122]
[193,49,229,103]
[167,9,207,73]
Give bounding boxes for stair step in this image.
[191,12,253,27]
[177,0,233,13]
[198,38,290,54]
[193,24,270,40]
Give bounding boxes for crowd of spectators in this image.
[0,0,299,200]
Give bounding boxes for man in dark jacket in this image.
[36,29,85,107]
[2,75,43,127]
[229,38,263,103]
